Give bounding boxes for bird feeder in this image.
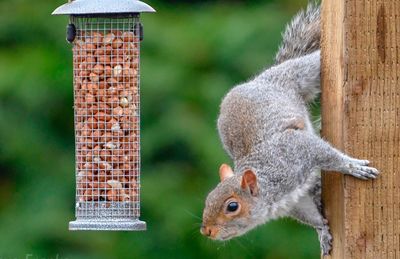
[52,0,155,231]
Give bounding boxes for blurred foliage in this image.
[0,0,320,258]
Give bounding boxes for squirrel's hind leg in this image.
[289,194,332,255]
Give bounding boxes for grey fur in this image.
[275,3,320,65]
[201,3,378,256]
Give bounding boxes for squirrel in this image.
[200,3,379,255]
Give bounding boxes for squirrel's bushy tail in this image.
[275,3,320,65]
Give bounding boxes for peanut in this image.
[122,31,135,42]
[112,38,123,49]
[89,72,100,82]
[91,32,103,46]
[112,106,123,117]
[93,64,104,75]
[103,33,115,44]
[113,65,123,77]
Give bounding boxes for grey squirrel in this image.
[200,3,379,255]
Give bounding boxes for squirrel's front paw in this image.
[318,226,332,255]
[345,159,379,180]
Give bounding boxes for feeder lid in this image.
[52,0,155,16]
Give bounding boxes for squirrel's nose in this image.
[200,225,212,237]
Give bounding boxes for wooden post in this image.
[321,0,400,258]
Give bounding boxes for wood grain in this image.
[321,0,400,258]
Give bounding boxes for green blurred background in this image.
[0,0,321,258]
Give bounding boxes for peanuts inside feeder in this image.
[52,0,155,231]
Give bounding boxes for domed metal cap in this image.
[52,0,156,16]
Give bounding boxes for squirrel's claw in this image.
[348,165,379,180]
[319,227,333,255]
[344,158,379,180]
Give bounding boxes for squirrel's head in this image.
[200,163,261,240]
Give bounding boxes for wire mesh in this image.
[71,15,141,221]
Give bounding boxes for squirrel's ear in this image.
[219,164,234,182]
[241,170,258,196]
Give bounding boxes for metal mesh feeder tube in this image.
[52,0,155,231]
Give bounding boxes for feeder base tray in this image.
[69,219,146,231]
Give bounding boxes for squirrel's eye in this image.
[227,201,239,212]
